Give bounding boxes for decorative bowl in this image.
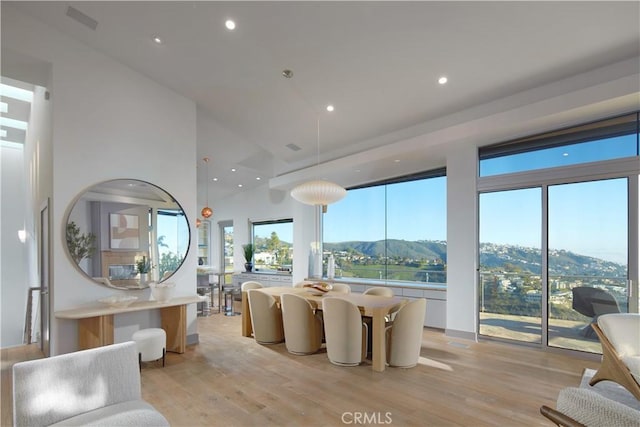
[150,282,176,303]
[98,295,138,308]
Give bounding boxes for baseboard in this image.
[445,328,477,342]
[187,333,199,346]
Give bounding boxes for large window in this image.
[323,170,446,285]
[478,112,639,354]
[480,113,639,177]
[252,219,293,272]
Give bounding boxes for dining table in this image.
[241,286,407,372]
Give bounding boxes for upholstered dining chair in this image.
[247,289,284,344]
[330,283,351,294]
[281,293,323,355]
[590,313,640,400]
[385,298,426,368]
[241,281,263,291]
[322,297,367,366]
[363,287,395,297]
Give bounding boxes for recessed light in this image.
[562,152,569,157]
[394,159,401,163]
[256,177,261,180]
[438,76,448,85]
[326,105,335,112]
[231,168,236,172]
[212,178,218,181]
[225,19,236,30]
[152,36,163,44]
[238,184,243,188]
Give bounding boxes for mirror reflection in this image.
[65,179,190,290]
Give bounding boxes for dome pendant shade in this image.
[201,206,213,218]
[291,180,346,206]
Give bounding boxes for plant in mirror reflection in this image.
[136,256,152,274]
[66,221,96,264]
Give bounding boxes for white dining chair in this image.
[330,283,351,294]
[385,298,426,368]
[241,281,263,291]
[281,293,323,355]
[363,287,394,297]
[322,297,367,366]
[247,289,284,344]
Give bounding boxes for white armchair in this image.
[590,313,640,400]
[13,341,168,426]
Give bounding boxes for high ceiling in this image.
[5,1,640,200]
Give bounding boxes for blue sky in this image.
[324,152,631,266]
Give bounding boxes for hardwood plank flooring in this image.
[1,313,600,426]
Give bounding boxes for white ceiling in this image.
[6,1,640,200]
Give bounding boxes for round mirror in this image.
[65,179,190,290]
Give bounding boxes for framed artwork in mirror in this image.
[109,213,139,249]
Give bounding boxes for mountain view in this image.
[324,239,625,277]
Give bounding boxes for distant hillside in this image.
[324,239,625,277]
[479,243,625,276]
[324,239,447,261]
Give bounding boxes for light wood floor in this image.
[2,312,600,426]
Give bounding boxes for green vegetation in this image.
[66,221,96,264]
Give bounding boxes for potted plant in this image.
[242,243,255,272]
[66,221,96,264]
[136,256,152,284]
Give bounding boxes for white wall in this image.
[0,145,28,347]
[209,181,316,284]
[445,142,479,340]
[2,6,198,355]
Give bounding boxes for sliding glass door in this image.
[479,178,633,352]
[479,189,542,343]
[547,178,628,352]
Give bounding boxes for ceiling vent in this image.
[66,6,98,31]
[286,143,301,151]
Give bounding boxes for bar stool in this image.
[132,328,166,369]
[224,287,240,316]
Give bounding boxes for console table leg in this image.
[161,305,186,353]
[79,315,114,350]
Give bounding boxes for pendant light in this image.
[290,118,346,211]
[201,157,213,219]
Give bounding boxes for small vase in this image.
[139,273,148,285]
[244,262,253,272]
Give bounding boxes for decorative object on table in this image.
[98,295,138,308]
[136,256,152,285]
[327,253,336,279]
[201,157,213,218]
[243,243,255,272]
[150,282,175,303]
[309,243,322,279]
[65,221,96,263]
[303,282,333,293]
[109,213,140,249]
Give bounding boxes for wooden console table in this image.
[55,296,202,353]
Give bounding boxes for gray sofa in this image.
[13,341,169,426]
